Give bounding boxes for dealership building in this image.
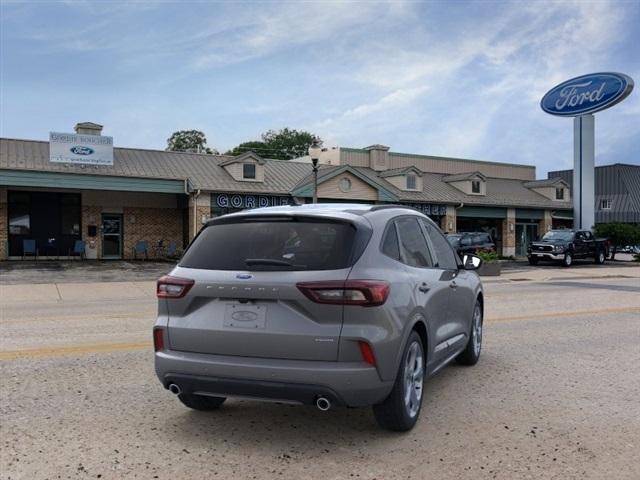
[0,122,574,261]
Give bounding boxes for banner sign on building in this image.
[213,193,292,210]
[49,132,114,166]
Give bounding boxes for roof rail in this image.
[369,204,419,212]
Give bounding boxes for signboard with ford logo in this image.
[540,72,634,117]
[49,132,114,166]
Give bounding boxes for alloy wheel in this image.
[403,341,424,418]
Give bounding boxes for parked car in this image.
[527,230,608,267]
[446,232,496,257]
[154,204,485,431]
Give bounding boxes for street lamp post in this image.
[308,140,322,204]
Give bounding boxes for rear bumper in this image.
[155,350,394,407]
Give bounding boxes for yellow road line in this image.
[487,306,640,323]
[0,341,151,361]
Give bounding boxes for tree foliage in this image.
[594,222,640,260]
[226,128,321,160]
[166,130,216,154]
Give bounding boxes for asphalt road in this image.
[1,266,639,479]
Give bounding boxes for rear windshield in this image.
[180,220,356,271]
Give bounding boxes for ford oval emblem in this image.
[70,146,95,155]
[541,72,634,117]
[236,273,253,280]
[231,310,258,322]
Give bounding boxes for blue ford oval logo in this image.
[541,72,634,117]
[70,146,95,155]
[236,273,253,280]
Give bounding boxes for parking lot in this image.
[1,261,639,479]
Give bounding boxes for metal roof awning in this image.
[0,169,188,194]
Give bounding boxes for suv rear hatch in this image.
[163,214,370,361]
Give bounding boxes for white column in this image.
[573,115,595,230]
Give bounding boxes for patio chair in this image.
[166,240,180,259]
[22,239,38,260]
[133,240,149,260]
[69,240,86,260]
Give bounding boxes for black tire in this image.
[178,393,226,411]
[561,252,573,267]
[595,250,606,265]
[456,300,483,366]
[528,256,539,265]
[373,331,425,432]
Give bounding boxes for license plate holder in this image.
[224,303,266,329]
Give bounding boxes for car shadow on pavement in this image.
[162,362,476,452]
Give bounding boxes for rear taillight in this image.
[157,275,194,299]
[153,327,165,352]
[296,280,390,307]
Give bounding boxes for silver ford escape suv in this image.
[154,204,484,431]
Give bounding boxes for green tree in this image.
[594,222,640,260]
[226,128,322,160]
[225,141,268,157]
[166,130,216,154]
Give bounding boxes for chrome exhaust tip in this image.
[315,396,331,411]
[168,383,181,395]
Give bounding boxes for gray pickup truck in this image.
[527,230,609,267]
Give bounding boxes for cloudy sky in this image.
[1,0,638,176]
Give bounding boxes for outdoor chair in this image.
[166,240,180,259]
[152,239,165,258]
[69,240,86,260]
[133,240,149,260]
[22,239,38,260]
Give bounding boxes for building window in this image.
[243,163,256,179]
[600,199,612,210]
[339,177,352,193]
[555,188,564,200]
[471,180,481,194]
[406,174,417,190]
[8,192,30,234]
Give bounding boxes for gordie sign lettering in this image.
[541,72,633,116]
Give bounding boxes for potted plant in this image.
[476,251,501,276]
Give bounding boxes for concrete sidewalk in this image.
[0,280,156,305]
[0,260,173,285]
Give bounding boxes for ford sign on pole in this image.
[541,72,634,230]
[49,132,114,166]
[541,72,634,116]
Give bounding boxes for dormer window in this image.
[555,187,564,200]
[243,163,256,179]
[406,174,417,190]
[471,180,481,194]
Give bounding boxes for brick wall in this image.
[539,210,553,235]
[188,192,211,241]
[440,205,457,233]
[123,206,183,260]
[501,208,516,257]
[0,188,7,260]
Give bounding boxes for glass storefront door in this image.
[516,223,539,257]
[102,214,123,259]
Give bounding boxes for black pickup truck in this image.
[527,230,609,267]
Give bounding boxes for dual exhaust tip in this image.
[168,383,331,411]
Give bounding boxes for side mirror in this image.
[462,254,482,271]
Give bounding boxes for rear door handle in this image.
[418,283,430,293]
[449,281,457,289]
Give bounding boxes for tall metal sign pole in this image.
[541,72,634,230]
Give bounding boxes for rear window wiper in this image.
[244,258,295,267]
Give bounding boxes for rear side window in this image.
[180,220,356,271]
[396,217,433,268]
[423,221,459,270]
[381,222,401,261]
